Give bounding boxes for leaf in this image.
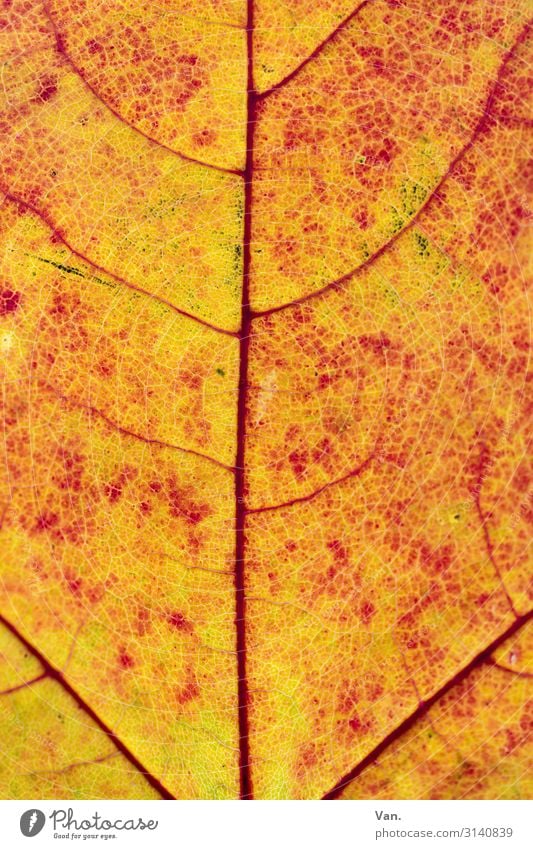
[0,0,531,800]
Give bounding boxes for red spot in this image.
[35,76,57,103]
[192,128,217,147]
[291,306,308,325]
[55,32,66,53]
[118,650,135,669]
[312,437,333,470]
[358,332,391,355]
[65,573,82,595]
[420,542,453,574]
[86,39,103,54]
[104,482,122,502]
[168,487,210,524]
[167,612,193,634]
[104,468,136,503]
[48,293,67,316]
[179,371,201,390]
[354,209,371,230]
[176,681,199,704]
[35,511,58,532]
[0,289,21,315]
[360,600,376,624]
[348,714,373,733]
[288,449,308,479]
[136,608,151,636]
[57,449,85,492]
[148,480,162,493]
[298,744,318,772]
[97,360,113,377]
[367,680,384,702]
[327,539,349,564]
[87,585,105,604]
[139,501,151,514]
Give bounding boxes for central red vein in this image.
[234,0,255,801]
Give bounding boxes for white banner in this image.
[0,800,531,849]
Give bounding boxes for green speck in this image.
[400,179,428,216]
[414,231,429,256]
[36,256,84,277]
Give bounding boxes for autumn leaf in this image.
[0,0,531,800]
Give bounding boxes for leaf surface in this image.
[0,0,531,800]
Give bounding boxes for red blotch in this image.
[288,449,308,479]
[168,484,210,525]
[192,128,217,147]
[65,572,82,595]
[57,449,85,492]
[136,608,151,637]
[354,209,373,230]
[35,76,58,103]
[358,332,391,356]
[48,293,68,316]
[327,539,350,565]
[167,611,194,634]
[178,54,198,67]
[104,467,137,503]
[0,289,21,315]
[179,370,201,390]
[360,600,376,624]
[55,32,66,54]
[86,39,103,54]
[176,680,199,705]
[318,372,333,388]
[300,744,317,767]
[420,542,453,575]
[49,228,64,244]
[104,482,122,503]
[348,714,374,733]
[35,511,58,532]
[118,649,135,669]
[87,585,105,604]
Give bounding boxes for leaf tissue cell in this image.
[0,0,531,800]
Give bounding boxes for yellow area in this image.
[0,663,162,799]
[47,0,247,170]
